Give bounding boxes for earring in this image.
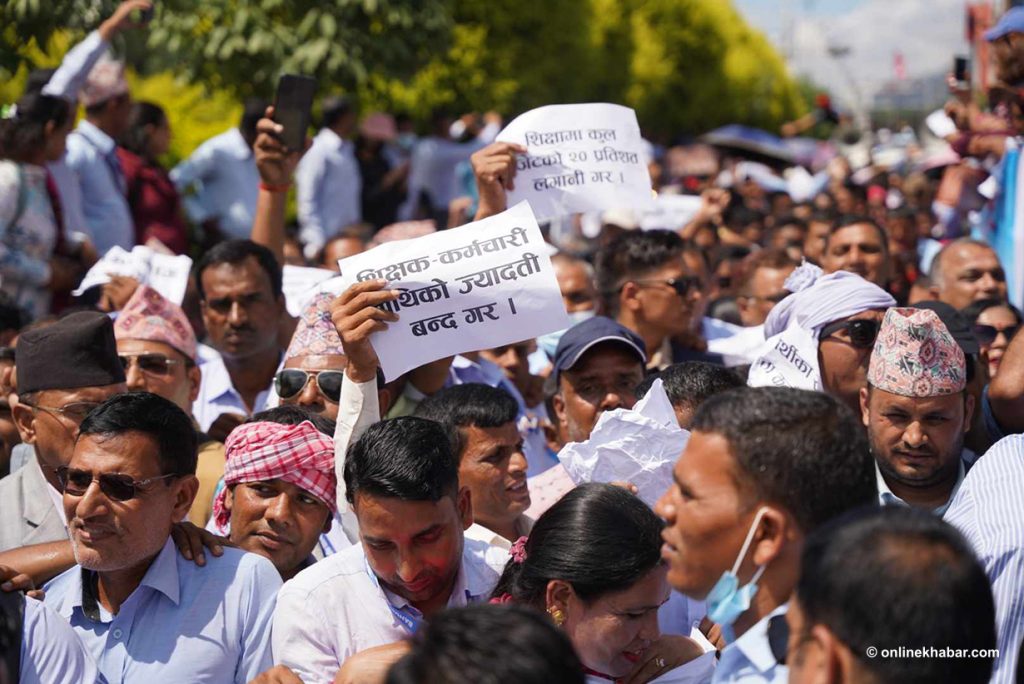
[547,605,566,627]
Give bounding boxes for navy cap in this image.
[551,316,647,384]
[913,300,980,356]
[986,7,1024,41]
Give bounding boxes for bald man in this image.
[929,239,1007,310]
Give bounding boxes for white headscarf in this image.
[748,264,896,390]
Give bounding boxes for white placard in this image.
[640,194,703,231]
[497,103,655,220]
[282,265,338,317]
[73,246,192,305]
[926,108,958,139]
[338,201,570,381]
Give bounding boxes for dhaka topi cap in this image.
[285,293,345,361]
[80,54,129,108]
[114,285,198,362]
[868,307,966,397]
[17,311,126,395]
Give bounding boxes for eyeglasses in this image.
[119,353,184,377]
[742,291,790,305]
[630,277,701,298]
[819,318,881,350]
[274,369,344,403]
[22,401,102,424]
[56,466,177,501]
[973,323,1020,346]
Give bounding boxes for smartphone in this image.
[135,0,155,24]
[953,56,970,88]
[273,75,317,151]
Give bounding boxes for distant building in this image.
[871,73,949,113]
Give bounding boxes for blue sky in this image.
[734,0,970,108]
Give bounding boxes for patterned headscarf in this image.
[285,293,345,361]
[212,420,336,528]
[868,307,966,396]
[114,285,197,361]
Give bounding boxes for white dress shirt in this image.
[713,604,789,683]
[272,537,509,684]
[42,30,108,245]
[19,595,100,684]
[65,120,134,252]
[296,128,362,259]
[191,353,279,431]
[170,128,259,240]
[945,435,1024,683]
[398,122,499,221]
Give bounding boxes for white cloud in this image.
[756,0,968,111]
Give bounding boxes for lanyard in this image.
[362,557,476,635]
[363,558,423,635]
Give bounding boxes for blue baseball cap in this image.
[550,316,647,384]
[986,7,1024,41]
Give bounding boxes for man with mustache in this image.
[415,383,532,550]
[211,418,336,580]
[42,392,280,682]
[861,307,974,515]
[193,239,286,442]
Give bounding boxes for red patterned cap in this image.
[114,286,197,362]
[868,307,966,397]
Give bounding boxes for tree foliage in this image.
[2,0,805,141]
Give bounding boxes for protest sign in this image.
[338,201,570,380]
[640,193,703,231]
[497,103,654,220]
[282,265,338,317]
[73,246,192,305]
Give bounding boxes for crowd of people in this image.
[2,1,1024,683]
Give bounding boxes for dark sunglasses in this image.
[632,277,702,298]
[119,353,184,377]
[820,318,881,350]
[973,323,1020,346]
[57,466,177,501]
[274,369,344,403]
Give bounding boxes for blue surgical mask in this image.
[537,310,595,358]
[706,507,768,638]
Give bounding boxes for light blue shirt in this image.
[20,595,100,684]
[713,605,789,683]
[945,435,1024,684]
[171,128,259,240]
[876,457,967,517]
[296,128,362,258]
[191,352,279,432]
[44,538,281,684]
[42,30,108,245]
[65,120,134,253]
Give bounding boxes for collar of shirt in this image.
[202,352,280,408]
[223,127,254,161]
[75,119,116,156]
[315,127,348,152]
[875,458,967,516]
[463,516,535,551]
[56,537,179,622]
[39,458,68,527]
[717,604,789,681]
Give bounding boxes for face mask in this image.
[537,310,595,358]
[706,507,768,638]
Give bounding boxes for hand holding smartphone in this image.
[953,56,970,89]
[272,75,317,151]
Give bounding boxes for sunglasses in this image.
[119,353,184,377]
[973,323,1020,346]
[23,400,102,424]
[56,466,177,501]
[819,318,881,350]
[274,369,344,403]
[632,277,702,298]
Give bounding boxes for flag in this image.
[994,142,1024,308]
[894,52,907,81]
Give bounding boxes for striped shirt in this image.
[944,435,1024,684]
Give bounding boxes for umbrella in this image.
[701,125,796,167]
